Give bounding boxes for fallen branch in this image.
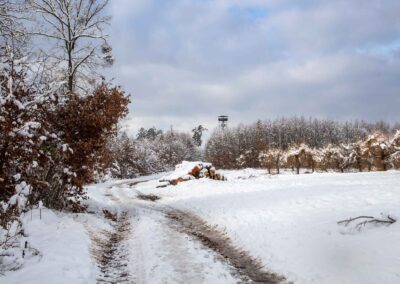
[337,216,374,226]
[338,214,397,230]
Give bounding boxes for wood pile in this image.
[157,163,226,188]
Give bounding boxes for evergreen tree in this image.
[192,125,208,146]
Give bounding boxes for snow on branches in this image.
[206,119,400,173]
[1,77,129,271]
[28,0,113,93]
[108,129,201,179]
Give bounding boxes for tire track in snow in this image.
[166,209,287,284]
[160,215,206,283]
[90,211,132,284]
[107,181,237,283]
[130,192,288,283]
[128,209,147,284]
[100,179,288,283]
[127,207,236,283]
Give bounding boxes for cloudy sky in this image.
[106,0,400,135]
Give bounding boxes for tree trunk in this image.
[68,73,73,94]
[67,42,74,93]
[357,158,362,172]
[382,152,387,171]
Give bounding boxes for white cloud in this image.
[106,0,400,135]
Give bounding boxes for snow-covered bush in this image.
[109,134,161,178]
[154,131,200,169]
[259,148,285,174]
[108,129,201,179]
[0,68,51,271]
[0,76,129,271]
[36,83,129,211]
[0,71,48,222]
[318,145,346,172]
[285,144,317,174]
[388,130,400,169]
[360,132,390,171]
[341,143,364,172]
[205,128,240,169]
[205,123,267,169]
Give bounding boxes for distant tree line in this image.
[205,117,399,170]
[258,131,400,174]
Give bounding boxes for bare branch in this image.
[28,0,111,93]
[337,216,374,226]
[338,215,397,231]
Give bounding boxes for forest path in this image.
[89,178,286,284]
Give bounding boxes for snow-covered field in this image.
[1,166,400,284]
[138,167,400,284]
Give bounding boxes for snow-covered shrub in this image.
[360,132,390,171]
[35,83,129,211]
[0,69,52,271]
[154,131,200,170]
[388,130,400,169]
[237,149,259,169]
[108,134,161,178]
[205,128,240,169]
[0,71,48,223]
[107,129,201,178]
[205,124,265,169]
[318,145,346,172]
[285,144,317,174]
[1,78,129,228]
[341,143,364,172]
[259,148,285,174]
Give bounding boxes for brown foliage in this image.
[1,78,130,225]
[285,144,316,174]
[35,83,130,210]
[360,133,390,171]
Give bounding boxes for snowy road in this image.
[87,179,283,284]
[103,183,236,284]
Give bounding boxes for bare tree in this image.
[0,1,18,40]
[0,1,29,65]
[29,0,113,93]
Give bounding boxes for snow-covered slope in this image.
[136,169,400,284]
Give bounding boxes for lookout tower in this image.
[218,115,228,130]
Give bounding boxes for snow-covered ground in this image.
[135,167,400,284]
[0,172,237,284]
[84,174,238,283]
[0,209,100,284]
[2,166,400,284]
